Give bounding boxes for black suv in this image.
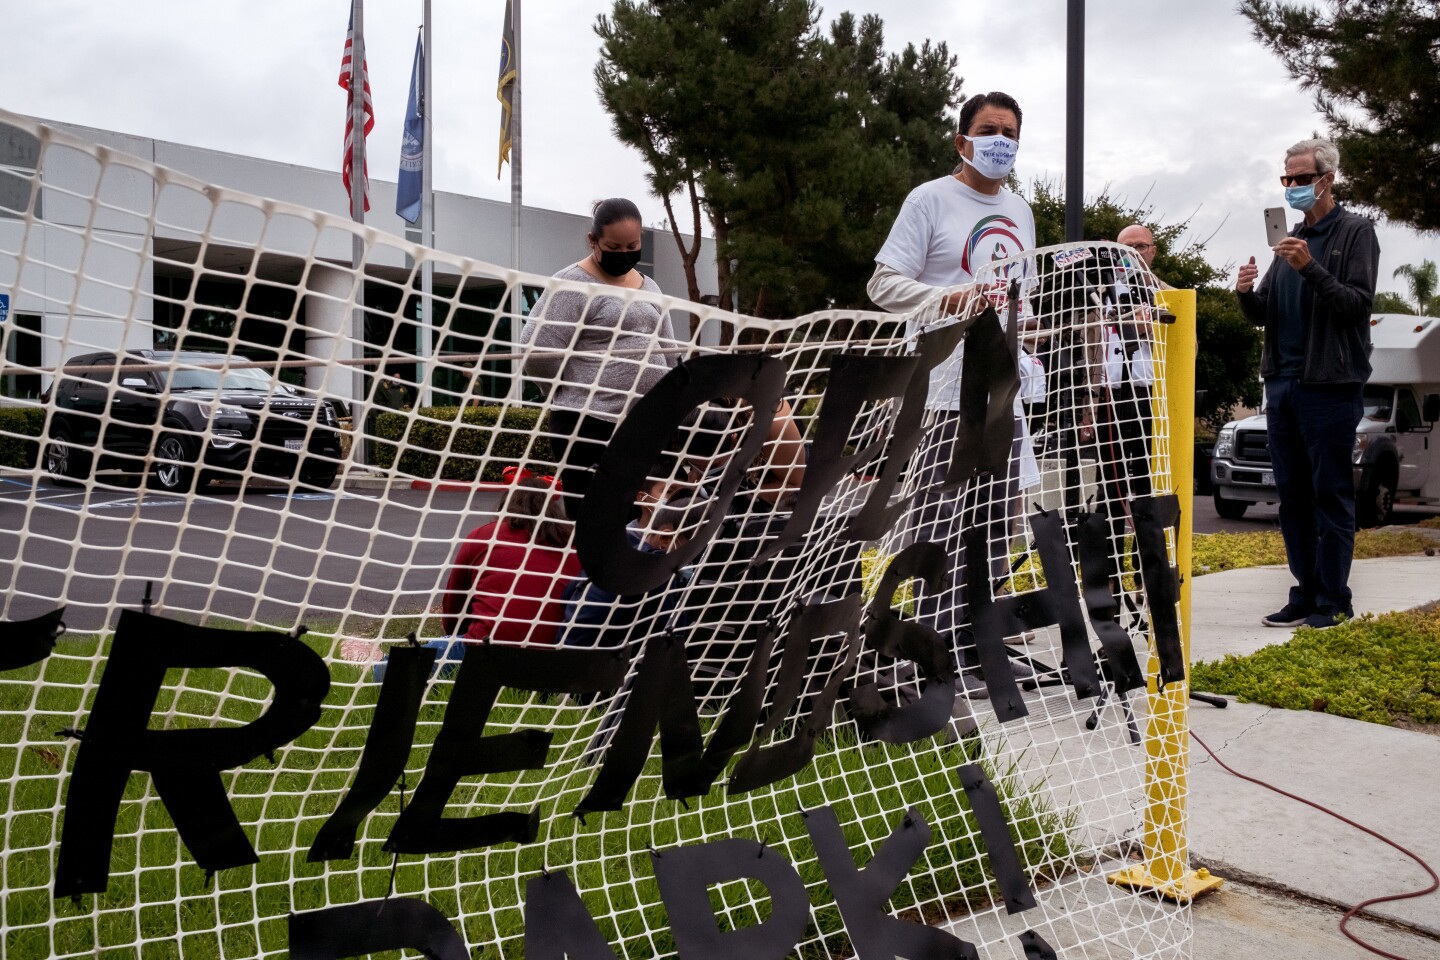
[42,350,345,492]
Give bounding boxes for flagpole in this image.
[349,0,368,457]
[507,0,523,402]
[420,0,434,408]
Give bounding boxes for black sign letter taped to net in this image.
[577,354,785,596]
[55,610,330,897]
[386,644,628,854]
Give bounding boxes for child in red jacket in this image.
[441,475,580,644]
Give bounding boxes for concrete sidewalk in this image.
[1186,557,1440,956]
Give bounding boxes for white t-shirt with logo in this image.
[875,175,1039,488]
[876,175,1037,290]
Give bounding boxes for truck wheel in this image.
[1212,491,1248,521]
[1356,460,1396,528]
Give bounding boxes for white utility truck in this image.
[1210,313,1440,526]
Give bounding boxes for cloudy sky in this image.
[5,0,1434,302]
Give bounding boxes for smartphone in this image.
[1264,207,1288,247]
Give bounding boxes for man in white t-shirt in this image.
[867,91,1038,694]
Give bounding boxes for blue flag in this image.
[397,32,424,224]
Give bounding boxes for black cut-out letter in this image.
[753,352,919,561]
[957,763,1037,914]
[575,622,773,816]
[1025,508,1106,699]
[848,541,955,743]
[806,805,978,960]
[729,594,863,793]
[1130,494,1186,686]
[0,607,64,670]
[288,899,469,960]
[577,354,785,595]
[946,304,1020,485]
[961,526,1028,722]
[650,838,809,960]
[386,643,627,854]
[1019,930,1059,960]
[1073,510,1145,694]
[55,610,330,897]
[847,321,971,541]
[308,643,435,861]
[525,870,623,960]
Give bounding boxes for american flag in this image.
[339,4,374,213]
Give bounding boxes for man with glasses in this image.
[1236,138,1379,630]
[1117,224,1173,289]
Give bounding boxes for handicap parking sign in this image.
[0,293,9,324]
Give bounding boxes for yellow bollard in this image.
[1107,288,1223,902]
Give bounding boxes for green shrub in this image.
[0,408,44,469]
[1192,528,1433,576]
[1191,607,1440,726]
[368,405,557,481]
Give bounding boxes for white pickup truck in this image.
[1210,313,1440,526]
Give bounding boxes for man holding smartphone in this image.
[1235,138,1379,630]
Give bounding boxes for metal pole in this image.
[507,0,524,402]
[350,0,368,459]
[420,0,435,408]
[1065,0,1085,243]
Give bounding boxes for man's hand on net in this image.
[940,284,985,317]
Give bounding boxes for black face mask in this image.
[595,248,643,278]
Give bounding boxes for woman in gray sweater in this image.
[519,198,678,514]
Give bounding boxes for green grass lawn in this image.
[0,631,1074,959]
[1189,527,1439,729]
[1190,606,1440,727]
[1190,527,1435,577]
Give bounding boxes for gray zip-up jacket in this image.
[1237,205,1379,385]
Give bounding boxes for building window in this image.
[0,124,41,221]
[2,313,42,400]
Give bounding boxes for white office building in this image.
[0,114,719,405]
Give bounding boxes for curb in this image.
[407,478,514,493]
[1189,857,1440,942]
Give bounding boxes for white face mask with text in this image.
[964,134,1019,180]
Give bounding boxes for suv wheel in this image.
[152,433,198,493]
[1356,460,1396,528]
[299,460,338,490]
[1212,490,1248,521]
[44,427,90,488]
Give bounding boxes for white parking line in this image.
[266,492,364,502]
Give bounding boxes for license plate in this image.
[1262,471,1274,486]
[285,439,303,451]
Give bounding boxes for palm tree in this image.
[1393,259,1437,316]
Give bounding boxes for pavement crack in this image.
[1196,707,1274,762]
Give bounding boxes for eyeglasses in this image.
[1126,242,1156,252]
[1279,172,1322,187]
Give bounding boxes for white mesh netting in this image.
[0,110,1195,959]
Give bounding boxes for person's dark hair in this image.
[651,491,706,538]
[589,197,643,241]
[503,476,572,547]
[679,403,749,462]
[958,91,1023,137]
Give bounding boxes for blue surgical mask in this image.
[964,134,1019,180]
[1285,183,1319,212]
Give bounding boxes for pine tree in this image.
[595,1,961,318]
[1240,0,1440,230]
